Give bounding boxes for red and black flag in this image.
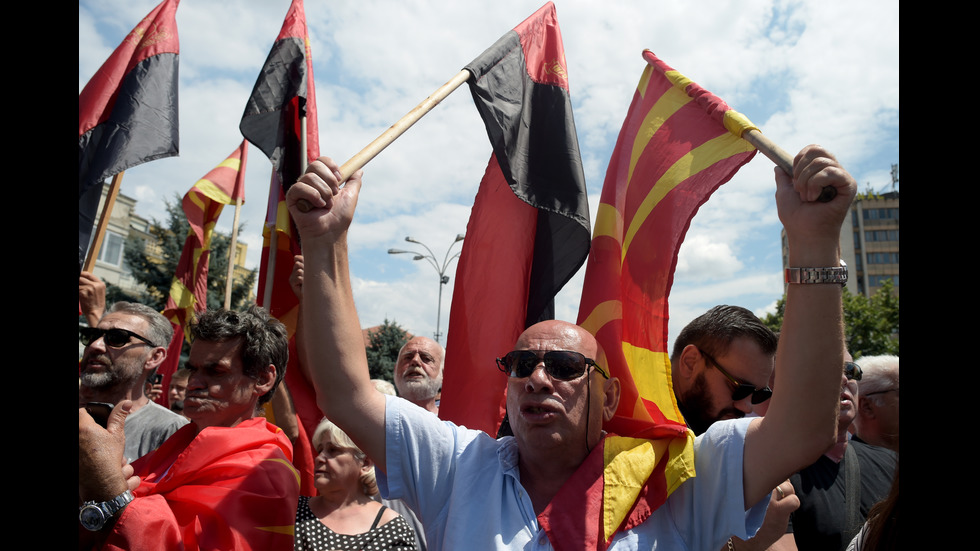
[440,2,591,437]
[239,0,318,192]
[240,0,320,493]
[78,0,180,272]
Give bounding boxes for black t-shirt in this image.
[788,440,897,551]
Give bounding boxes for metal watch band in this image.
[785,261,848,285]
[79,490,134,531]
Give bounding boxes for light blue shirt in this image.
[378,395,768,550]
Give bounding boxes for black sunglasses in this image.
[496,350,608,381]
[79,327,156,349]
[700,349,772,405]
[844,361,863,381]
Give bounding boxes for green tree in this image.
[122,195,257,313]
[365,318,410,383]
[843,279,899,358]
[760,279,899,358]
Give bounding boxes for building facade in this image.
[782,190,899,299]
[85,185,252,304]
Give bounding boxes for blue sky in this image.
[79,0,899,349]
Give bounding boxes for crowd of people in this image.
[79,145,898,550]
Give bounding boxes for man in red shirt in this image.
[79,306,299,550]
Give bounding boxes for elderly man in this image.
[787,353,897,550]
[852,354,899,452]
[394,336,444,413]
[286,145,855,549]
[670,305,778,436]
[79,301,188,461]
[79,306,298,550]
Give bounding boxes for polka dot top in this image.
[295,496,419,551]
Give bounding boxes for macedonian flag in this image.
[571,49,760,547]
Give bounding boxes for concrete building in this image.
[84,185,252,303]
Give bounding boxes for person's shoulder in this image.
[146,401,190,423]
[850,439,897,472]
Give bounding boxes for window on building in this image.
[96,231,126,267]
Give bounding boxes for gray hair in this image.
[106,301,173,349]
[856,355,899,405]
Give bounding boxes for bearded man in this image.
[79,301,188,461]
[394,336,444,414]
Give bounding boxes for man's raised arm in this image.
[742,145,857,507]
[286,157,388,470]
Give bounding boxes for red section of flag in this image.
[78,0,179,271]
[78,0,180,137]
[441,2,591,437]
[442,157,538,433]
[156,141,248,399]
[572,50,759,544]
[242,0,321,474]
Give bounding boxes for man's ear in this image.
[858,395,875,418]
[254,364,277,396]
[677,344,703,379]
[602,377,621,422]
[144,346,168,372]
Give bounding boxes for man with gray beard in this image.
[393,336,444,414]
[79,301,188,461]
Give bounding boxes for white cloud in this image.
[80,0,898,343]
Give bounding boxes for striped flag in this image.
[571,50,760,547]
[157,141,248,401]
[78,0,179,272]
[240,0,320,495]
[163,141,248,339]
[441,1,591,437]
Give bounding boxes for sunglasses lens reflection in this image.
[505,351,588,380]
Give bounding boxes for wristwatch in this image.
[785,260,848,285]
[79,490,134,531]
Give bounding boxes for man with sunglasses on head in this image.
[286,145,856,550]
[78,301,188,462]
[670,305,778,437]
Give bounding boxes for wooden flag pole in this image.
[224,196,243,309]
[742,128,836,203]
[296,68,472,212]
[82,172,125,273]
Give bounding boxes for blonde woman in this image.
[295,418,417,551]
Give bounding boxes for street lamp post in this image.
[388,234,464,344]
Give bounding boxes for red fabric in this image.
[440,157,537,435]
[78,0,179,136]
[157,142,249,401]
[90,418,298,550]
[291,411,316,496]
[246,0,323,496]
[441,2,590,437]
[565,50,759,546]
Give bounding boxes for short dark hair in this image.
[670,305,778,364]
[190,306,288,406]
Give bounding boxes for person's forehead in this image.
[188,338,244,371]
[99,312,148,334]
[401,338,438,357]
[717,337,774,387]
[516,322,595,357]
